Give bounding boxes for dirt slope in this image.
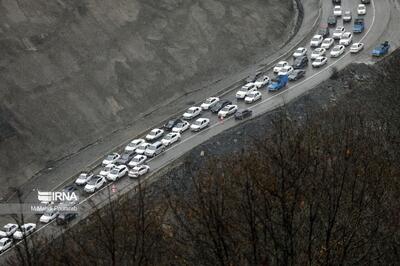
[0,0,294,195]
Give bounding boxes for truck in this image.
[372,41,390,57]
[268,75,288,92]
[353,18,365,33]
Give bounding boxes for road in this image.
[1,0,399,261]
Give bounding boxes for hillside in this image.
[0,0,295,195]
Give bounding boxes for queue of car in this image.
[0,0,373,255]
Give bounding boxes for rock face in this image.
[0,0,294,193]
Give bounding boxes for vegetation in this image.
[7,50,400,265]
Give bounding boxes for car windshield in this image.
[239,87,249,92]
[294,58,302,64]
[312,37,320,42]
[316,58,323,62]
[334,29,342,34]
[345,11,351,15]
[147,146,156,151]
[104,165,113,171]
[166,120,175,127]
[87,179,98,185]
[149,131,157,136]
[194,120,203,126]
[137,143,148,149]
[44,210,54,216]
[333,47,341,52]
[359,6,365,10]
[79,173,87,179]
[187,109,196,114]
[334,7,340,11]
[205,98,214,104]
[221,106,230,112]
[277,62,285,67]
[165,134,175,140]
[295,48,303,53]
[343,33,350,38]
[106,155,115,160]
[323,39,331,43]
[110,169,119,174]
[175,123,184,128]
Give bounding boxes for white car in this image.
[84,175,106,193]
[0,238,12,253]
[102,153,120,166]
[145,128,164,141]
[330,45,346,57]
[182,106,202,120]
[161,132,181,146]
[172,121,190,133]
[99,164,116,176]
[343,10,352,22]
[236,84,257,99]
[75,172,94,185]
[75,173,94,186]
[107,165,128,181]
[333,5,342,16]
[40,210,59,223]
[200,97,219,110]
[357,4,366,15]
[332,26,345,40]
[124,138,145,152]
[312,56,328,68]
[278,65,294,76]
[0,224,18,238]
[339,32,353,46]
[350,42,364,53]
[218,104,238,118]
[293,47,307,58]
[244,91,262,103]
[273,61,289,73]
[310,35,323,47]
[135,142,150,155]
[253,76,270,88]
[128,155,147,168]
[190,118,210,131]
[311,48,326,60]
[321,38,334,49]
[128,165,150,178]
[12,223,36,240]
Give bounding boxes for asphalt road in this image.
[1,0,399,261]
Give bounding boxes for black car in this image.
[288,69,306,81]
[63,185,77,193]
[116,151,135,164]
[234,109,253,120]
[332,0,341,4]
[327,16,337,27]
[56,213,77,225]
[163,118,183,131]
[293,56,308,69]
[245,71,262,83]
[318,26,330,38]
[210,100,232,113]
[361,0,370,4]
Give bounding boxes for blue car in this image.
[372,41,390,57]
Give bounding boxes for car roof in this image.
[4,223,16,228]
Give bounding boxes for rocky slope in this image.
[0,0,295,194]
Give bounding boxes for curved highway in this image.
[1,0,399,261]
